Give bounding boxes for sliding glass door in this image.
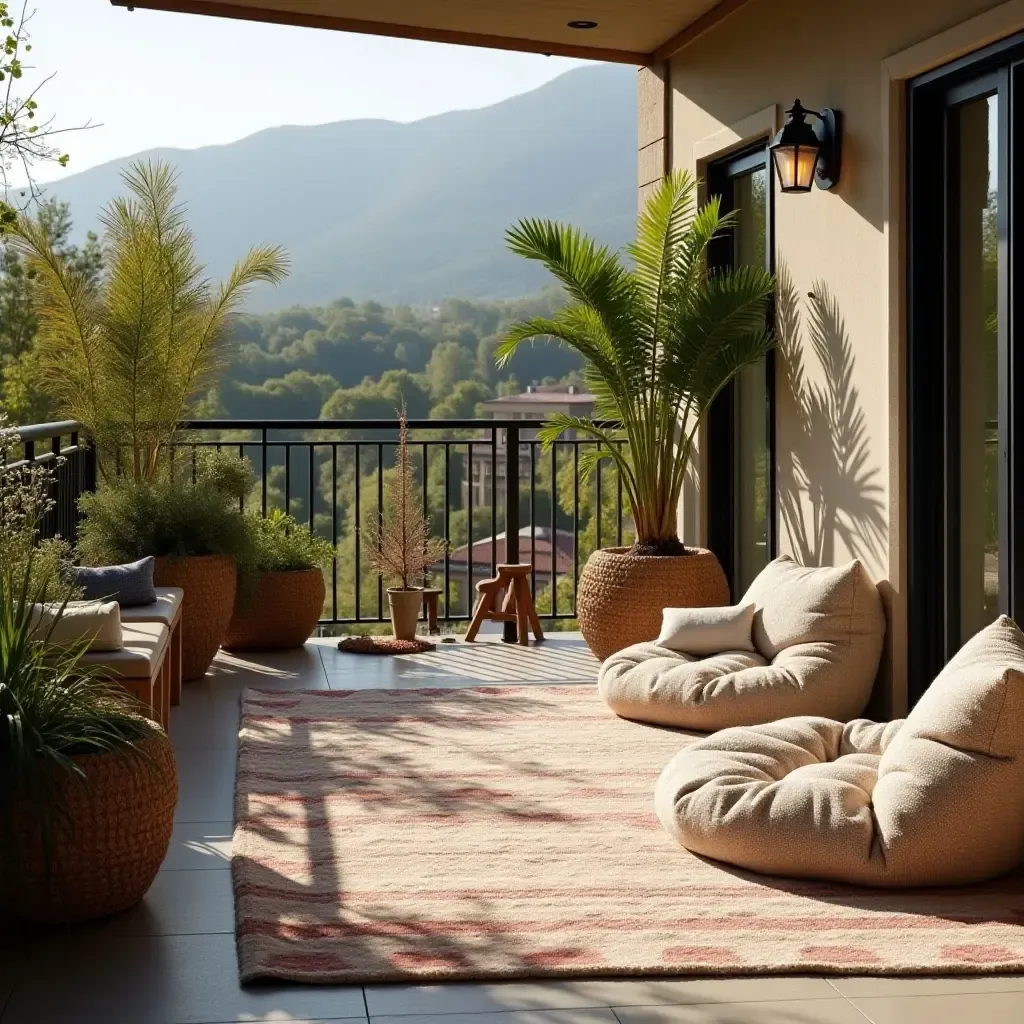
[707,144,775,597]
[908,37,1023,701]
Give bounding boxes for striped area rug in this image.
[233,686,1024,984]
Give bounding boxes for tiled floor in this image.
[2,634,1023,1023]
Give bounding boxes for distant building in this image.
[467,384,595,507]
[439,526,575,588]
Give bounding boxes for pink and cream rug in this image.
[233,685,1024,984]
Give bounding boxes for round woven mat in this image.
[337,636,436,655]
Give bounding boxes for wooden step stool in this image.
[465,564,544,645]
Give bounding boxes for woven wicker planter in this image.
[577,546,730,661]
[223,569,326,651]
[1,729,178,924]
[153,554,236,681]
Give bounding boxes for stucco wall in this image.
[667,0,1019,714]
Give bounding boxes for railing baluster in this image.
[377,442,384,620]
[308,443,315,532]
[596,443,602,552]
[573,441,580,614]
[331,444,338,623]
[354,444,361,622]
[490,426,497,578]
[530,440,537,603]
[617,441,624,547]
[550,441,557,617]
[444,442,451,618]
[503,424,520,643]
[285,443,291,516]
[467,441,474,611]
[261,428,268,516]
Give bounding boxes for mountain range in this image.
[43,64,637,311]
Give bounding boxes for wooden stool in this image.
[421,588,443,635]
[465,564,544,645]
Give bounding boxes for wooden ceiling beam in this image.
[108,0,652,66]
[651,0,757,63]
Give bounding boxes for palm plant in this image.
[498,170,775,555]
[8,159,288,480]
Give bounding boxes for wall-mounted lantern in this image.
[770,100,842,193]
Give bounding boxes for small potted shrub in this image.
[77,451,256,681]
[366,409,446,641]
[0,420,176,924]
[223,510,334,651]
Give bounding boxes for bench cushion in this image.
[118,587,184,628]
[32,601,124,652]
[80,621,169,679]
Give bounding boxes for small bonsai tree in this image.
[365,407,446,591]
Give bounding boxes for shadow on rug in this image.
[232,686,1024,984]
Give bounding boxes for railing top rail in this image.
[10,420,82,442]
[178,418,622,431]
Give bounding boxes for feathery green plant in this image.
[498,170,775,555]
[7,159,288,479]
[246,509,335,574]
[0,559,155,882]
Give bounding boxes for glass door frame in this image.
[907,34,1022,703]
[706,141,777,598]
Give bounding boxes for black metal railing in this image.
[8,421,96,546]
[11,418,633,631]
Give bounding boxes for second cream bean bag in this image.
[598,555,886,731]
[654,615,1024,887]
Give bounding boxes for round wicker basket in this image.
[577,546,730,661]
[223,569,326,651]
[153,554,237,681]
[1,729,178,924]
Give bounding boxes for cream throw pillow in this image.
[31,600,124,652]
[656,603,756,655]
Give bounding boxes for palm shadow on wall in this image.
[775,265,887,568]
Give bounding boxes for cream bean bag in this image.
[598,555,885,730]
[655,615,1024,887]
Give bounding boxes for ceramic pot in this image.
[387,587,423,641]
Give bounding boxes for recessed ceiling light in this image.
[568,20,598,29]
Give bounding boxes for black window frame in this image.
[907,32,1024,703]
[706,141,777,598]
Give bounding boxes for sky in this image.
[20,0,589,184]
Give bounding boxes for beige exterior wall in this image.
[666,0,1024,715]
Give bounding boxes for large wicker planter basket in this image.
[577,546,730,661]
[1,729,178,924]
[153,554,236,681]
[223,569,326,651]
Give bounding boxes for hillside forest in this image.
[0,200,634,627]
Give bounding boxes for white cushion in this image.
[656,603,755,655]
[32,601,124,652]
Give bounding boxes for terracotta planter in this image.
[1,729,178,924]
[153,554,236,681]
[223,569,326,651]
[388,587,423,641]
[577,546,730,661]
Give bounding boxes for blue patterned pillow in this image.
[72,556,157,608]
